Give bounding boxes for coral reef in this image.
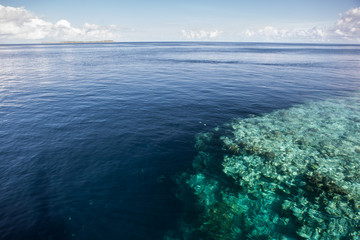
[171,94,360,239]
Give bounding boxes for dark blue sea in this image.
[0,42,360,240]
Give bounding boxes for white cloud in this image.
[181,29,223,40]
[0,4,122,41]
[1,4,360,43]
[243,26,327,42]
[334,7,360,41]
[0,5,52,39]
[242,7,360,42]
[258,26,279,37]
[244,29,254,37]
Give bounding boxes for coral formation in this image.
[172,94,360,239]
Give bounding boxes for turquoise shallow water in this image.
[170,94,360,239]
[0,42,360,239]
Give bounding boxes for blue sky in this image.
[0,0,359,43]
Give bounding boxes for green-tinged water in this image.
[171,93,360,240]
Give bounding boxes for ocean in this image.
[0,42,360,239]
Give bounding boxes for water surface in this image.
[0,42,359,239]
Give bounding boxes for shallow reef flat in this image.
[169,94,360,240]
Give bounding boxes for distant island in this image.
[41,40,114,44]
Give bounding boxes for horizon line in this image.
[0,40,359,46]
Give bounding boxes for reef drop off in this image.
[169,93,360,240]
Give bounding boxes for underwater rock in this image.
[305,171,348,198]
[170,94,360,240]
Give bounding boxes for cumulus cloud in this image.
[181,29,223,40]
[244,26,327,42]
[334,7,360,41]
[0,4,121,41]
[243,7,360,42]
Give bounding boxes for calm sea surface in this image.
[0,42,360,239]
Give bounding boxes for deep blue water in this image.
[0,42,359,240]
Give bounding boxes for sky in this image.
[0,0,360,43]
